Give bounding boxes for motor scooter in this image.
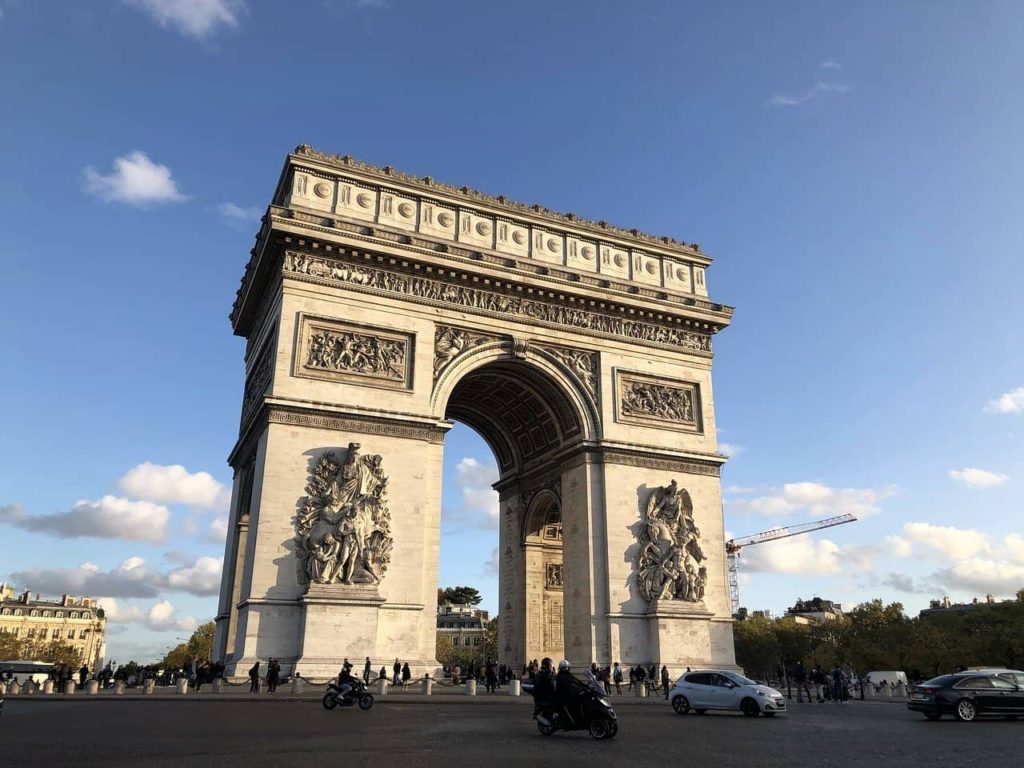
[536,687,618,739]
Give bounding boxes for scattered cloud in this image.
[0,496,170,543]
[7,555,222,598]
[986,387,1024,415]
[444,457,499,529]
[718,442,742,458]
[948,467,1008,489]
[821,59,842,69]
[727,481,894,519]
[881,572,930,594]
[885,534,913,558]
[216,202,262,225]
[931,558,1024,597]
[118,462,229,510]
[207,515,228,544]
[770,81,850,107]
[126,0,245,39]
[483,546,498,577]
[83,151,187,205]
[740,535,874,576]
[98,597,198,631]
[903,522,990,560]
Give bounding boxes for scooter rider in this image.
[532,658,556,726]
[555,660,588,725]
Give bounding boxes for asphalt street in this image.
[2,698,1020,768]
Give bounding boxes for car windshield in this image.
[722,672,758,686]
[921,675,954,687]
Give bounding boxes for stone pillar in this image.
[86,680,99,695]
[466,679,477,696]
[423,677,433,696]
[43,680,54,694]
[212,678,224,694]
[509,679,521,696]
[143,679,155,695]
[290,677,303,694]
[175,678,189,695]
[114,681,126,695]
[635,682,646,699]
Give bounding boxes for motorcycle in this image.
[536,687,618,740]
[322,678,374,711]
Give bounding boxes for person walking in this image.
[363,657,372,685]
[393,658,401,686]
[248,661,261,694]
[402,662,411,686]
[267,658,280,694]
[612,662,623,695]
[661,665,671,699]
[627,665,634,692]
[485,661,497,693]
[78,665,89,687]
[379,665,387,683]
[793,661,811,703]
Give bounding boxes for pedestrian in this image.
[402,662,411,686]
[248,661,261,694]
[661,665,670,699]
[627,665,635,691]
[363,656,372,684]
[648,664,658,694]
[379,665,387,683]
[793,661,811,703]
[485,661,496,693]
[612,662,623,694]
[812,666,825,703]
[393,658,401,686]
[267,658,280,694]
[78,665,89,687]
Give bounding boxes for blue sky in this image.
[1,1,1023,663]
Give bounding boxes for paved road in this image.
[2,699,1020,767]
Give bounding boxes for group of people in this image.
[247,658,282,693]
[791,661,852,703]
[524,659,674,697]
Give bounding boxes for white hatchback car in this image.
[669,670,786,717]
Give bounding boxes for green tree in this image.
[440,586,482,606]
[733,616,779,680]
[481,618,499,663]
[160,622,215,669]
[435,633,455,667]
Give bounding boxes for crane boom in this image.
[726,513,857,615]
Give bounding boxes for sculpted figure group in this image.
[296,443,393,587]
[636,480,707,603]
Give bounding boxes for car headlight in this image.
[756,690,769,696]
[598,698,611,707]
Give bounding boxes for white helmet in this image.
[558,660,571,672]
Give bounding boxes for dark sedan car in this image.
[908,671,1024,721]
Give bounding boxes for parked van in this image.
[865,670,908,687]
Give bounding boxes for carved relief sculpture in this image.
[295,443,393,587]
[433,325,499,381]
[635,480,707,603]
[541,345,598,401]
[618,373,700,431]
[545,562,564,589]
[294,315,412,389]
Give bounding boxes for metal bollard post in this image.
[635,682,646,699]
[143,679,155,695]
[423,677,433,696]
[175,678,189,694]
[114,681,126,695]
[509,679,521,697]
[86,680,99,695]
[65,681,76,696]
[43,680,54,694]
[290,677,303,694]
[466,679,477,696]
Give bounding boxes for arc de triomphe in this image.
[213,145,736,678]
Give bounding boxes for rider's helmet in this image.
[558,660,571,672]
[541,657,553,670]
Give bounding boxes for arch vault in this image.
[214,145,736,678]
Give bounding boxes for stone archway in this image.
[213,146,737,679]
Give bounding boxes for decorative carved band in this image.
[583,448,721,477]
[241,336,275,426]
[545,562,564,589]
[266,405,448,444]
[616,371,701,432]
[434,325,501,382]
[295,315,413,390]
[283,251,712,355]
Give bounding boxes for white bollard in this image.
[9,681,20,696]
[375,678,388,696]
[509,679,521,697]
[635,682,646,699]
[881,685,892,698]
[212,678,224,693]
[176,678,189,694]
[423,677,433,696]
[896,682,907,698]
[0,681,6,695]
[114,681,126,695]
[290,677,303,694]
[65,681,76,695]
[43,680,54,694]
[466,679,477,696]
[864,684,875,699]
[86,680,99,695]
[143,679,155,695]
[23,680,35,695]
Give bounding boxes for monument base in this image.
[645,600,738,671]
[294,583,387,679]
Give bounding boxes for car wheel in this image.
[924,711,942,721]
[322,692,338,710]
[358,693,374,710]
[606,721,618,739]
[588,719,611,740]
[740,698,760,717]
[954,698,977,722]
[672,695,691,715]
[537,719,556,736]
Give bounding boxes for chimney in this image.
[21,590,31,604]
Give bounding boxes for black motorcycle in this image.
[322,679,374,710]
[536,687,618,739]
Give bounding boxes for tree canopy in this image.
[439,586,483,606]
[161,622,215,669]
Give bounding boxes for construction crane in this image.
[725,514,857,615]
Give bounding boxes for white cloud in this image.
[166,556,222,596]
[821,59,842,69]
[881,572,929,594]
[445,457,499,528]
[483,546,498,577]
[770,81,850,107]
[932,558,1024,597]
[986,387,1024,415]
[728,481,894,519]
[949,467,1008,489]
[118,462,229,510]
[83,151,187,205]
[208,515,228,544]
[718,442,742,458]
[741,535,864,576]
[885,534,913,558]
[216,202,262,224]
[146,600,199,632]
[0,495,170,543]
[126,0,245,39]
[903,522,990,560]
[1006,534,1024,565]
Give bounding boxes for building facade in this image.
[436,603,489,655]
[0,584,106,669]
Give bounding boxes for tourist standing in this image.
[267,658,280,693]
[363,657,372,684]
[612,662,623,694]
[78,665,89,687]
[402,662,411,686]
[379,665,387,683]
[393,658,401,686]
[661,665,670,699]
[793,661,811,703]
[248,661,261,693]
